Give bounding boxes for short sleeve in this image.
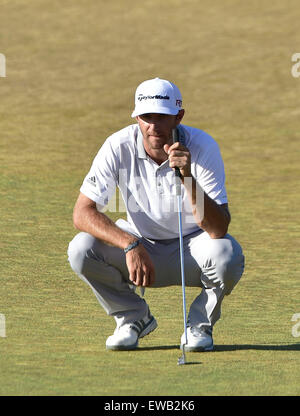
[195,140,228,205]
[80,138,119,207]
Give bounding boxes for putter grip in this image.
[172,128,182,178]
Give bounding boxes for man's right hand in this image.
[73,193,155,286]
[125,243,155,287]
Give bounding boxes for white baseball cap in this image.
[131,77,183,118]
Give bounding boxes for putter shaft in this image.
[172,128,188,365]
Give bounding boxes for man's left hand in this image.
[164,142,191,178]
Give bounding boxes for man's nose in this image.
[149,124,162,134]
[148,118,163,130]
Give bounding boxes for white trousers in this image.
[67,224,244,332]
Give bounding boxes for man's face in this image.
[136,110,184,151]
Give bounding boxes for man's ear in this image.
[175,109,185,125]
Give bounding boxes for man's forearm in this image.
[183,176,230,239]
[73,205,138,250]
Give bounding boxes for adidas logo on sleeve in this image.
[87,176,96,187]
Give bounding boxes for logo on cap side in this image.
[138,94,170,102]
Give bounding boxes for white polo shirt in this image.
[80,124,227,240]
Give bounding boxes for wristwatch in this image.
[124,239,141,254]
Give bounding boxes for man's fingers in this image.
[142,272,148,287]
[135,270,143,287]
[141,269,155,287]
[129,270,136,285]
[129,268,145,287]
[169,157,185,168]
[126,245,155,287]
[130,269,155,287]
[168,146,189,165]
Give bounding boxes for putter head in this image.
[177,343,186,365]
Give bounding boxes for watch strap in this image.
[124,239,140,254]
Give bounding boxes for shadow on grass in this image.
[137,345,202,365]
[137,343,300,352]
[214,343,300,352]
[178,361,202,366]
[138,345,179,351]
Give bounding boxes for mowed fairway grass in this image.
[1,0,300,396]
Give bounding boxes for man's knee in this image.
[216,236,244,294]
[201,235,245,294]
[222,252,244,295]
[67,232,96,275]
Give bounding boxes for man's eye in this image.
[141,115,151,122]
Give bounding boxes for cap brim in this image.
[131,106,179,118]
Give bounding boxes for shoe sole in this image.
[106,343,138,351]
[180,342,214,352]
[106,317,158,351]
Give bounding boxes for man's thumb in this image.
[164,144,170,154]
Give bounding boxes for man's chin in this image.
[149,135,166,144]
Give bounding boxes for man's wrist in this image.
[124,239,141,254]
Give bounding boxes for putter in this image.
[172,128,188,366]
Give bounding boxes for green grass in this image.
[1,0,300,396]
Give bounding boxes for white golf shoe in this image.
[181,326,214,352]
[106,311,157,351]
